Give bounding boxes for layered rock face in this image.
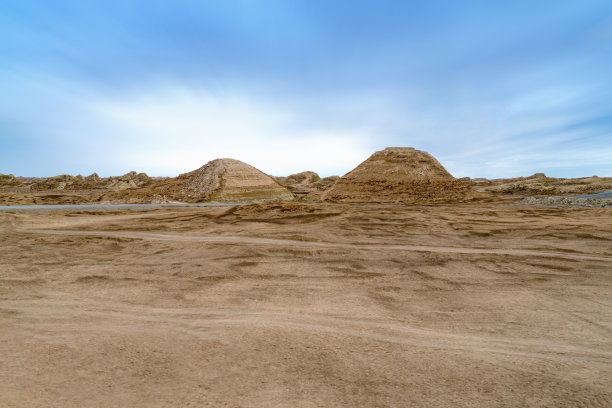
[321,147,474,203]
[172,158,294,202]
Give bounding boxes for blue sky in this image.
[1,0,611,178]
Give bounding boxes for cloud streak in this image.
[1,0,611,178]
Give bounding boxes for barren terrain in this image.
[469,174,612,197]
[1,202,611,407]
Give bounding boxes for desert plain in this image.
[1,200,611,407]
[1,148,612,407]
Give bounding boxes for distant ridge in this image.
[3,150,611,206]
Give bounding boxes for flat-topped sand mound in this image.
[320,147,474,203]
[171,158,294,202]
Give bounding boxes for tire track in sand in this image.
[3,299,612,367]
[22,228,612,262]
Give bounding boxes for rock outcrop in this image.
[0,174,21,186]
[319,147,474,203]
[469,173,612,196]
[275,171,339,196]
[27,171,152,191]
[105,172,152,190]
[154,158,294,202]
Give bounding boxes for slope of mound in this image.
[152,158,294,202]
[320,147,474,203]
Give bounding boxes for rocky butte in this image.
[319,147,475,203]
[150,158,294,202]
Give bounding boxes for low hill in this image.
[105,158,294,203]
[318,147,475,203]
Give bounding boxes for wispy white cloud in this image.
[89,84,372,176]
[1,1,611,178]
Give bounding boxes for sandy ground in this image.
[1,202,611,407]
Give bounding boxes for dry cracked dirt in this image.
[1,202,611,407]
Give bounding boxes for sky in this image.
[1,0,611,178]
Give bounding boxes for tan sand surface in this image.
[1,202,611,407]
